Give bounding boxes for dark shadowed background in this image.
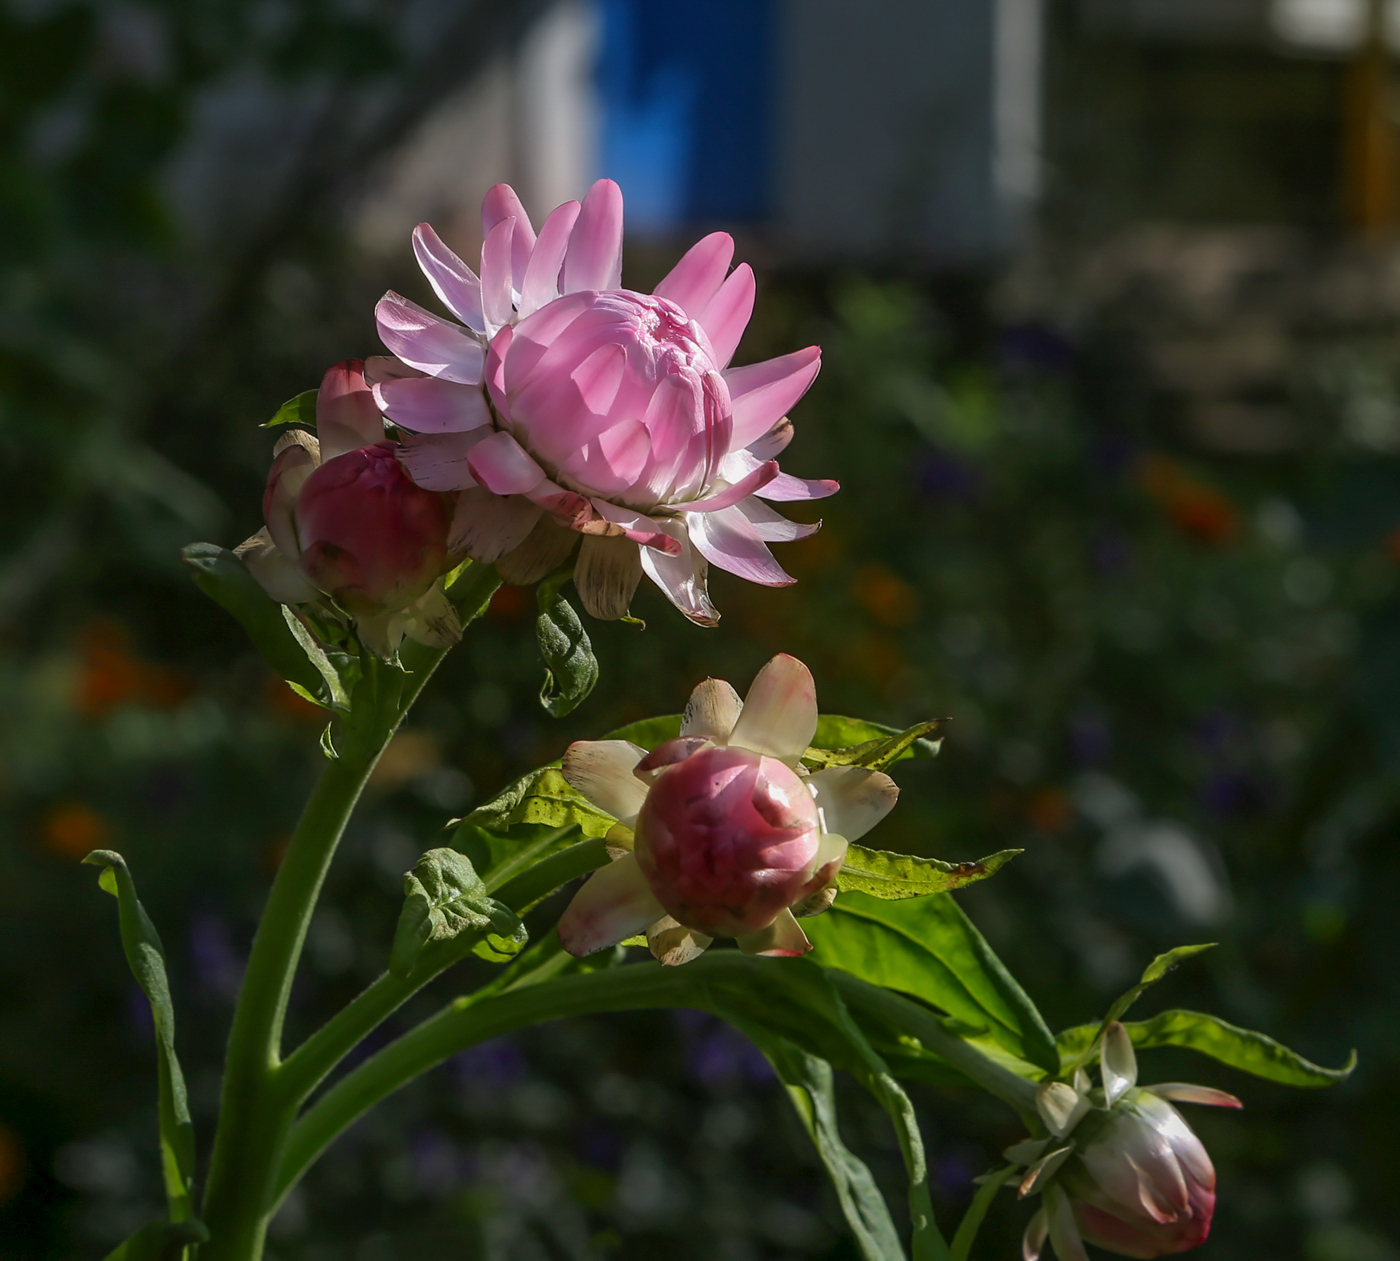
[1,1,1398,1258]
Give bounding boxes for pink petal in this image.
[688,503,794,586]
[561,738,649,820]
[1147,1085,1243,1110]
[746,417,795,461]
[590,498,681,554]
[397,429,489,492]
[755,471,840,502]
[677,461,777,513]
[724,346,822,448]
[562,178,624,293]
[373,376,491,434]
[729,653,817,762]
[556,852,663,957]
[572,341,627,417]
[412,223,484,331]
[376,292,484,385]
[505,289,596,383]
[448,487,541,561]
[739,497,820,542]
[519,199,581,317]
[652,231,734,317]
[485,325,510,415]
[526,479,596,531]
[316,360,384,459]
[480,183,536,289]
[560,417,651,499]
[480,217,517,335]
[697,263,755,368]
[735,908,811,957]
[638,520,718,627]
[362,355,426,385]
[263,443,316,561]
[465,429,548,496]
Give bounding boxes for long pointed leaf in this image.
[83,851,196,1223]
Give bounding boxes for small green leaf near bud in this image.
[535,578,599,717]
[390,848,525,978]
[836,846,1020,899]
[803,718,944,770]
[261,388,318,429]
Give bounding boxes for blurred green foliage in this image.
[2,3,1400,1260]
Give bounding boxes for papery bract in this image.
[554,654,898,965]
[238,361,461,658]
[373,179,836,625]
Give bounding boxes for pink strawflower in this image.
[371,179,836,625]
[1017,1023,1241,1261]
[555,654,898,965]
[237,361,462,658]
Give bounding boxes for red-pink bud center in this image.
[294,441,452,613]
[633,745,822,938]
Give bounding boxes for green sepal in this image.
[803,719,944,770]
[281,606,360,711]
[1056,1008,1356,1088]
[803,891,1061,1075]
[83,851,197,1223]
[261,388,318,428]
[181,543,328,700]
[602,714,682,748]
[102,1218,209,1261]
[836,846,1020,899]
[535,572,598,717]
[390,848,524,978]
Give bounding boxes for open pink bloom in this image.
[555,654,898,965]
[237,361,462,658]
[372,179,836,625]
[1018,1024,1241,1261]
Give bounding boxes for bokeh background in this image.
[2,0,1398,1257]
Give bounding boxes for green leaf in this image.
[602,714,683,748]
[262,388,318,428]
[535,585,598,717]
[836,846,1020,899]
[83,851,196,1222]
[463,768,616,840]
[804,720,945,770]
[102,1219,208,1261]
[751,1035,908,1261]
[803,892,1060,1075]
[181,543,329,700]
[1056,1008,1356,1088]
[1069,944,1218,1073]
[489,837,610,913]
[390,848,524,978]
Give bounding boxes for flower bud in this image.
[633,744,823,938]
[1063,1089,1216,1258]
[294,441,452,615]
[555,654,899,964]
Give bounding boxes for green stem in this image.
[275,838,610,1109]
[199,736,388,1261]
[273,954,1042,1210]
[949,1164,1016,1261]
[828,973,1040,1114]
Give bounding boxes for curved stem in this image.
[828,972,1040,1113]
[273,954,1042,1210]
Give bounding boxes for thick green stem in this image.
[273,954,1042,1209]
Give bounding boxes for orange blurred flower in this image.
[0,1123,26,1205]
[41,802,109,859]
[487,584,531,622]
[1027,786,1072,833]
[1137,454,1240,546]
[854,563,918,628]
[74,621,192,717]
